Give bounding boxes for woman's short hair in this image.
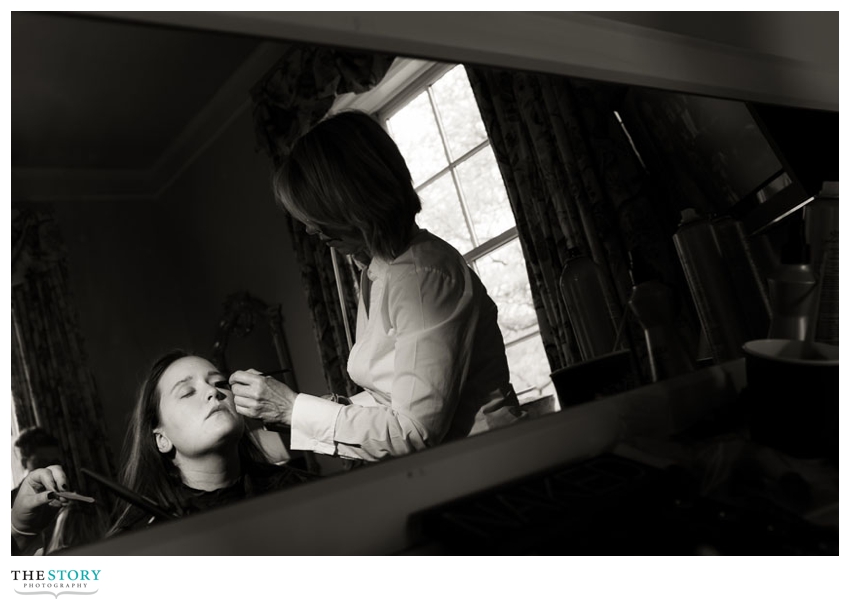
[14,426,60,458]
[273,110,421,260]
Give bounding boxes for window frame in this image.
[333,58,551,399]
[371,62,512,255]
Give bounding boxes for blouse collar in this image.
[354,224,424,282]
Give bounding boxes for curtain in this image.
[252,43,394,396]
[465,66,695,377]
[11,205,115,504]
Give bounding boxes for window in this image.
[370,63,555,403]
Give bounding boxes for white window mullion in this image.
[463,227,518,264]
[504,328,541,350]
[427,87,479,249]
[413,139,489,192]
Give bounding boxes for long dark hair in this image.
[273,110,422,260]
[108,350,269,535]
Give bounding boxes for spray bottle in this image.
[559,248,617,361]
[673,208,751,362]
[767,211,819,341]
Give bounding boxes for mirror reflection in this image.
[11,12,837,555]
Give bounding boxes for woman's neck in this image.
[174,447,242,492]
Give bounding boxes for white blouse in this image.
[291,229,524,461]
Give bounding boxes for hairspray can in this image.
[559,249,617,361]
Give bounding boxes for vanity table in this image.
[65,357,837,556]
[414,415,839,555]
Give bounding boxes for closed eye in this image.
[215,380,231,391]
[180,389,195,399]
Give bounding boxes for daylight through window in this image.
[380,66,555,403]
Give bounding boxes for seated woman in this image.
[108,350,310,536]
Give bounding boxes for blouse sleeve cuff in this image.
[291,393,343,455]
[348,391,378,407]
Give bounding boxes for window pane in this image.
[387,92,447,187]
[474,238,537,343]
[456,145,515,242]
[417,173,474,253]
[506,335,555,401]
[430,66,488,160]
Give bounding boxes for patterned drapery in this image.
[252,43,394,396]
[465,66,694,376]
[11,205,115,503]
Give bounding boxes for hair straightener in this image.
[80,467,178,521]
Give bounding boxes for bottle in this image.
[673,208,751,362]
[627,249,695,382]
[806,182,839,345]
[710,215,771,338]
[559,249,617,361]
[767,211,819,341]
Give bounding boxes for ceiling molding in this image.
[11,167,157,203]
[13,40,288,203]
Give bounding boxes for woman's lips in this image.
[206,404,229,419]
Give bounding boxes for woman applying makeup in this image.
[230,111,525,463]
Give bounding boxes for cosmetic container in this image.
[559,248,617,361]
[627,249,694,382]
[673,208,750,362]
[767,213,819,342]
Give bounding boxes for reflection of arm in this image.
[11,527,45,556]
[291,265,477,461]
[11,467,67,556]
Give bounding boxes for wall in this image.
[158,107,327,396]
[52,107,327,461]
[55,200,191,461]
